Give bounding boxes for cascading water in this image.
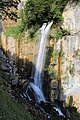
[34,22,53,90]
[26,22,53,102]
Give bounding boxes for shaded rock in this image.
[11,79,18,86]
[50,81,58,89]
[15,74,19,81]
[21,79,27,84]
[11,75,19,89]
[9,60,15,66]
[10,73,15,80]
[1,63,9,72]
[14,65,18,74]
[50,81,58,102]
[39,101,52,114]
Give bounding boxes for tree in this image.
[22,0,79,29]
[23,0,53,28]
[0,0,20,21]
[21,0,72,28]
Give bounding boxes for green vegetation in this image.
[74,112,80,120]
[0,50,33,120]
[45,47,58,81]
[47,67,57,80]
[5,0,72,38]
[66,65,75,75]
[4,24,25,39]
[23,0,72,28]
[53,50,59,64]
[24,0,53,27]
[23,0,79,28]
[0,88,33,120]
[55,28,70,41]
[27,25,39,38]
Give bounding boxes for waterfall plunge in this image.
[34,22,53,89]
[26,22,53,102]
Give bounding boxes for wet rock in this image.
[29,77,34,82]
[1,63,9,72]
[21,79,27,84]
[50,81,58,89]
[10,73,15,80]
[50,81,58,101]
[11,75,19,89]
[39,101,52,114]
[66,106,77,113]
[9,60,14,66]
[14,65,18,74]
[11,79,18,86]
[26,86,36,101]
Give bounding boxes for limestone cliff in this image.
[0,0,80,109]
[55,2,80,108]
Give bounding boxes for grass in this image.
[0,88,33,120]
[0,49,33,120]
[72,112,80,120]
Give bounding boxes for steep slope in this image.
[0,49,33,120]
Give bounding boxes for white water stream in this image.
[34,22,53,90]
[26,22,53,102]
[33,22,53,102]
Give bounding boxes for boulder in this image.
[11,78,18,85]
[1,63,9,72]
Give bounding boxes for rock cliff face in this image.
[0,23,36,79]
[56,2,80,108]
[1,33,36,63]
[0,1,80,108]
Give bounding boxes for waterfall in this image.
[34,22,53,90]
[25,22,53,102]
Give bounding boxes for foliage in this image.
[21,0,74,29]
[66,65,75,75]
[55,27,70,41]
[4,0,76,38]
[53,50,59,64]
[4,23,39,39]
[0,88,33,120]
[45,47,58,81]
[0,0,20,21]
[24,0,53,27]
[0,45,33,120]
[45,46,53,69]
[27,25,39,38]
[56,28,62,41]
[5,24,25,38]
[47,67,57,80]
